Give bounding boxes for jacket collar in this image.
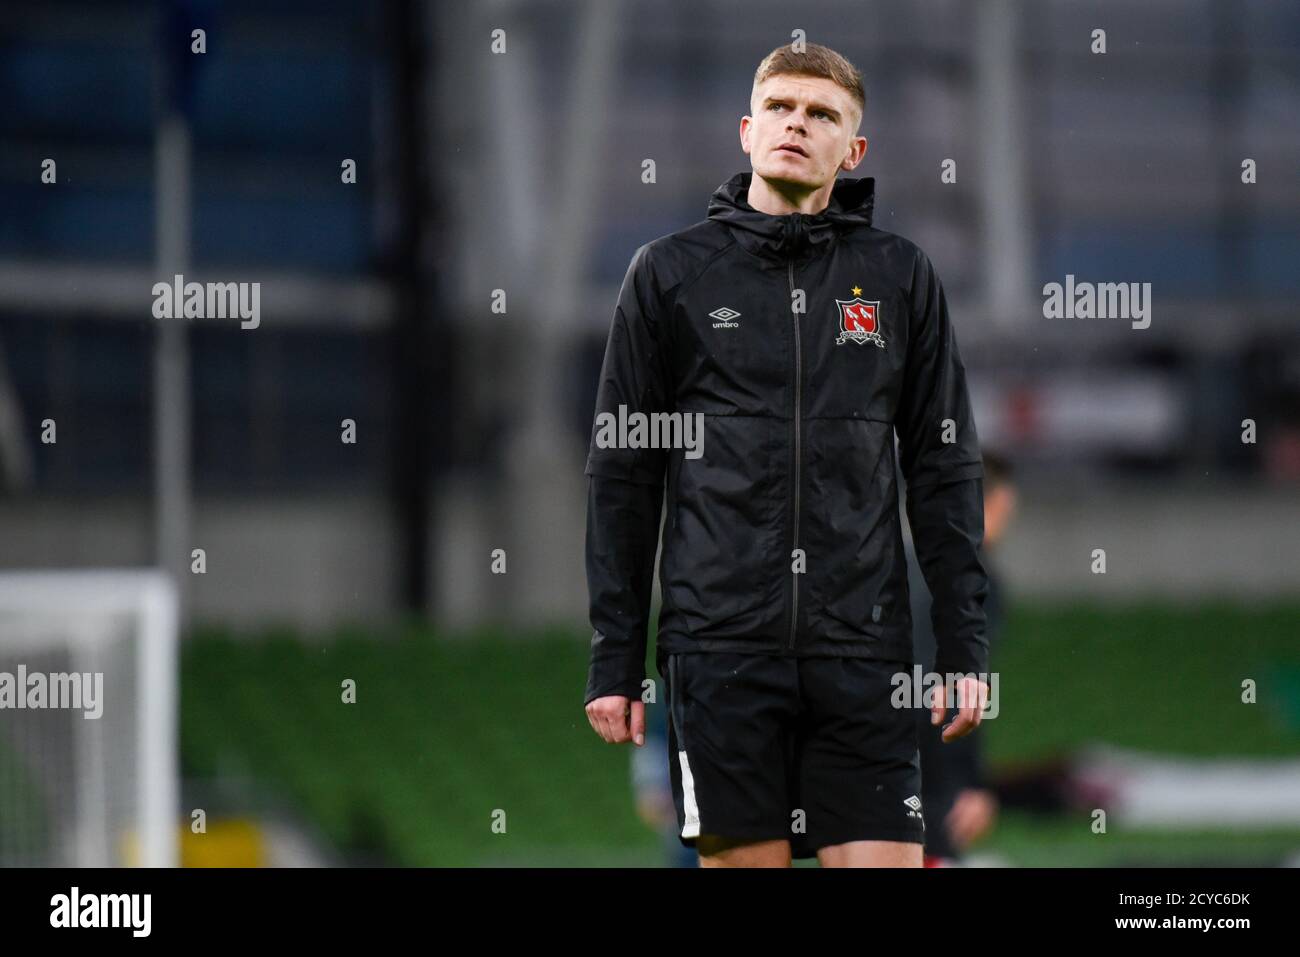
[706,170,875,262]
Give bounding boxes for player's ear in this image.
[841,135,867,171]
[739,115,752,154]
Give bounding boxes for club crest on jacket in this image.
[835,292,885,348]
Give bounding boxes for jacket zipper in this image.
[787,254,800,651]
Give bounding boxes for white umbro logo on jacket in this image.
[709,306,740,329]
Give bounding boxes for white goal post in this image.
[0,570,179,867]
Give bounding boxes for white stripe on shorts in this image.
[678,749,701,838]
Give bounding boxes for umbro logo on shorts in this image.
[904,794,923,819]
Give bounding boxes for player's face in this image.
[742,75,862,191]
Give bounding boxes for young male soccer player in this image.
[583,42,991,867]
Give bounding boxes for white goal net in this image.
[0,570,178,866]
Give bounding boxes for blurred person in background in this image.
[910,450,1017,866]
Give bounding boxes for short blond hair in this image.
[752,42,865,129]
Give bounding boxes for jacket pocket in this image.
[802,418,901,636]
[661,413,787,639]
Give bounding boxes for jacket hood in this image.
[706,170,875,261]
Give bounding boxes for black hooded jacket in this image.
[583,170,988,705]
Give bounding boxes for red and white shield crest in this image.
[835,297,885,347]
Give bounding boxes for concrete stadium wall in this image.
[0,480,1295,635]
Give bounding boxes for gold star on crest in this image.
[851,285,862,296]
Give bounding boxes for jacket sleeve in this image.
[896,250,990,679]
[583,243,672,706]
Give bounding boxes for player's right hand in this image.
[586,695,646,747]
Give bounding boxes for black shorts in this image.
[661,651,924,858]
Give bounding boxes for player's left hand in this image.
[930,674,989,742]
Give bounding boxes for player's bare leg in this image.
[696,835,792,867]
[816,839,922,867]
